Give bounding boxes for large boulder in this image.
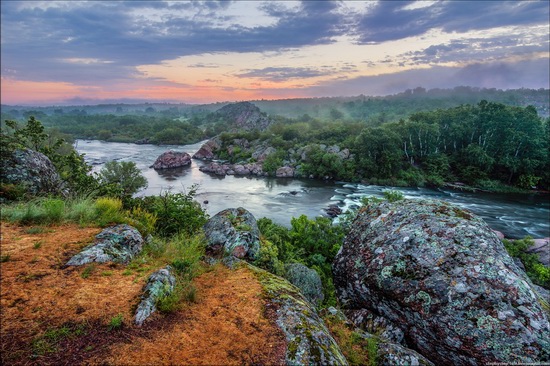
[66,224,144,266]
[284,263,324,307]
[193,137,221,160]
[0,148,65,196]
[203,207,260,260]
[135,266,176,326]
[333,199,550,365]
[249,264,348,365]
[150,150,191,169]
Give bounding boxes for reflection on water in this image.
[77,140,550,238]
[154,166,191,181]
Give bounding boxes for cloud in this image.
[397,33,549,66]
[0,0,344,85]
[236,65,357,82]
[303,58,550,97]
[353,0,550,43]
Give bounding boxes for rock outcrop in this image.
[66,224,144,266]
[284,263,324,307]
[215,102,272,131]
[199,161,266,177]
[203,208,260,260]
[0,148,65,196]
[333,199,550,365]
[192,137,221,160]
[249,264,348,365]
[135,266,176,326]
[150,150,191,169]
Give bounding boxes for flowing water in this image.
[76,140,549,239]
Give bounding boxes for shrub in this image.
[42,198,65,223]
[125,206,157,237]
[98,161,147,199]
[254,238,285,276]
[139,186,208,237]
[382,190,404,202]
[94,197,125,226]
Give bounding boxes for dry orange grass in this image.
[1,222,287,365]
[101,265,286,365]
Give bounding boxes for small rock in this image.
[67,224,144,266]
[134,266,176,326]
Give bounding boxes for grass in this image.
[324,313,377,366]
[81,264,96,279]
[25,226,46,234]
[132,233,206,313]
[31,324,87,356]
[108,314,124,330]
[1,254,11,262]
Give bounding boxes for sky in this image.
[1,0,549,106]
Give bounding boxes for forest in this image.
[1,87,549,190]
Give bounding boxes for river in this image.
[76,139,549,239]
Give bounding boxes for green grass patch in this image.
[80,264,96,279]
[108,314,124,330]
[33,241,43,249]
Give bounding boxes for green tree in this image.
[98,161,147,198]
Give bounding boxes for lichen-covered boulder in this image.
[150,150,191,169]
[135,266,176,326]
[375,338,435,366]
[284,263,324,307]
[0,148,65,196]
[249,264,348,365]
[203,207,260,260]
[66,224,144,266]
[333,199,550,365]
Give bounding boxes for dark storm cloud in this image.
[0,0,343,84]
[354,0,549,43]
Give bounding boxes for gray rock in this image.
[345,309,406,345]
[151,150,191,169]
[249,264,348,366]
[193,137,221,160]
[203,207,260,260]
[526,237,550,267]
[0,148,65,196]
[333,199,550,365]
[276,166,295,178]
[66,224,144,266]
[375,337,435,366]
[134,266,176,326]
[284,263,324,307]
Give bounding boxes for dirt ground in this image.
[0,222,286,365]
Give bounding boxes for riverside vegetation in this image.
[1,99,549,364]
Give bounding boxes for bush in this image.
[98,161,147,199]
[139,186,208,237]
[94,197,125,226]
[254,238,285,276]
[125,206,157,237]
[382,190,404,202]
[42,198,65,223]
